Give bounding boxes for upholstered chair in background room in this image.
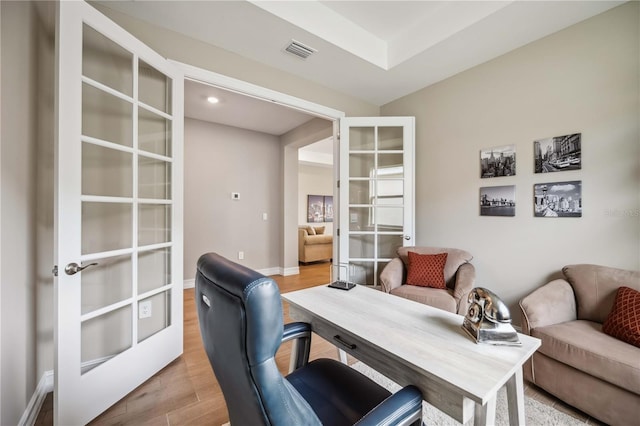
[195,252,423,426]
[379,246,475,315]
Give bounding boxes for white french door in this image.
[54,2,184,424]
[338,117,414,287]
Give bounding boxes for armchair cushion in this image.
[405,251,447,289]
[390,286,457,313]
[602,286,640,348]
[397,247,472,288]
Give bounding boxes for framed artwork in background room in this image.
[307,195,325,223]
[324,196,333,222]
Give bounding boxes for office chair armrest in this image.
[355,385,423,426]
[283,322,312,372]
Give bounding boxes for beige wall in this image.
[299,164,334,235]
[381,3,640,316]
[184,118,282,279]
[2,2,55,422]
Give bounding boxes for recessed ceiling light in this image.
[207,96,219,104]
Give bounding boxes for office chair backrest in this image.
[195,252,320,425]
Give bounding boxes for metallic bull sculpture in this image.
[462,287,521,346]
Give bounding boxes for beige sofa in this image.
[298,226,332,263]
[519,264,640,426]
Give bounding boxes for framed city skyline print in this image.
[534,181,582,217]
[534,133,581,173]
[480,185,516,217]
[480,145,516,178]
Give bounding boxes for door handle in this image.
[65,262,98,275]
[404,235,411,240]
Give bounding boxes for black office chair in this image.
[195,252,423,426]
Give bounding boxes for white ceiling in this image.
[95,1,624,137]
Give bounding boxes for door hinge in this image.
[52,265,58,277]
[337,180,340,188]
[337,228,340,236]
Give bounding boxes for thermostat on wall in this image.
[231,192,240,200]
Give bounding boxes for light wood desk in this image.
[282,284,540,425]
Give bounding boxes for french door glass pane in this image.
[82,202,132,254]
[81,254,132,315]
[378,235,403,258]
[82,24,133,96]
[81,305,132,373]
[349,180,372,205]
[378,153,403,170]
[138,107,172,157]
[82,83,133,146]
[138,248,171,293]
[349,234,375,258]
[138,60,172,114]
[138,290,171,343]
[378,127,403,150]
[349,127,374,150]
[82,143,132,197]
[138,156,171,199]
[349,207,372,231]
[376,206,404,228]
[139,205,171,246]
[349,153,375,178]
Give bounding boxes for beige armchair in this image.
[379,246,475,315]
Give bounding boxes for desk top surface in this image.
[283,284,540,402]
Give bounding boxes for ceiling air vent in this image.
[284,40,317,60]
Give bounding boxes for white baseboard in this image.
[281,266,300,276]
[19,370,53,426]
[183,278,195,289]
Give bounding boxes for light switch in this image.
[262,213,268,221]
[231,192,240,200]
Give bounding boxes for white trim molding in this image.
[18,371,53,426]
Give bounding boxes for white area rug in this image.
[351,361,585,426]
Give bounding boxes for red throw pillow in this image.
[405,251,448,289]
[602,286,640,348]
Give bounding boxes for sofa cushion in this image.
[306,226,316,235]
[397,247,472,287]
[304,234,332,245]
[532,320,640,394]
[602,286,640,348]
[562,264,640,323]
[314,226,325,235]
[390,286,457,313]
[405,252,447,289]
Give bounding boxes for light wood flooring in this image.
[35,262,602,425]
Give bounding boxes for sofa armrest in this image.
[379,258,404,293]
[452,262,476,315]
[519,279,577,335]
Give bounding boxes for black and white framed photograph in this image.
[534,133,581,173]
[480,145,516,178]
[534,181,582,217]
[480,185,516,217]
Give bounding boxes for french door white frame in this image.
[55,2,184,424]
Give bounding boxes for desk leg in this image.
[474,394,497,426]
[506,368,525,425]
[337,348,348,364]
